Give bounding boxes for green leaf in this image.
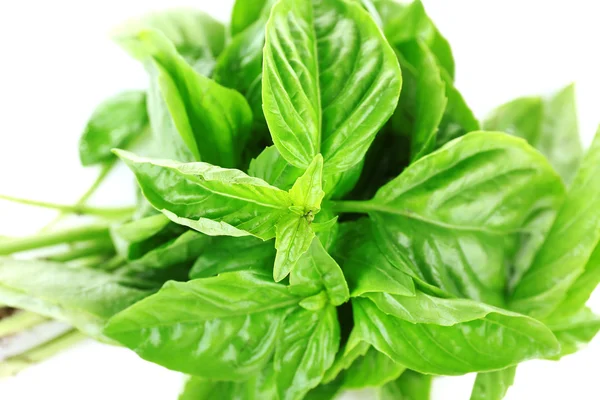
[511,127,600,317]
[214,19,269,137]
[262,0,402,172]
[342,346,405,389]
[290,237,349,306]
[303,377,344,400]
[230,0,274,37]
[117,8,226,76]
[470,367,517,400]
[544,307,600,359]
[377,0,455,78]
[114,29,253,168]
[367,132,565,305]
[115,150,291,240]
[333,220,415,297]
[0,258,149,339]
[79,90,148,166]
[274,214,315,282]
[484,84,582,185]
[322,336,370,384]
[105,272,300,380]
[378,370,432,400]
[397,40,447,161]
[189,236,275,279]
[274,305,340,400]
[290,154,325,213]
[351,295,560,375]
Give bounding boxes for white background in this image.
[1,1,599,399]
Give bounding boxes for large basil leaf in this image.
[511,128,600,317]
[334,220,415,297]
[0,258,149,339]
[470,367,517,400]
[274,155,326,281]
[262,0,401,172]
[378,370,432,400]
[374,0,455,78]
[118,9,226,76]
[189,236,275,279]
[351,294,559,375]
[366,132,565,305]
[342,346,405,389]
[115,29,253,168]
[115,150,291,240]
[274,305,340,400]
[79,90,148,166]
[484,84,582,185]
[290,237,349,306]
[322,338,370,384]
[105,272,300,380]
[397,41,446,161]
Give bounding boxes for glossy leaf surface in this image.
[369,132,565,305]
[351,296,559,375]
[105,272,300,379]
[274,305,340,400]
[378,370,432,400]
[115,29,252,167]
[262,0,402,172]
[116,150,291,240]
[342,346,405,389]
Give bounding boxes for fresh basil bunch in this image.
[1,1,599,399]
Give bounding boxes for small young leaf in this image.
[274,214,315,282]
[290,237,350,306]
[289,154,325,214]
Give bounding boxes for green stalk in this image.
[328,200,376,214]
[41,160,116,232]
[0,311,48,337]
[0,330,85,377]
[0,194,134,220]
[46,239,115,262]
[75,255,112,269]
[0,224,110,256]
